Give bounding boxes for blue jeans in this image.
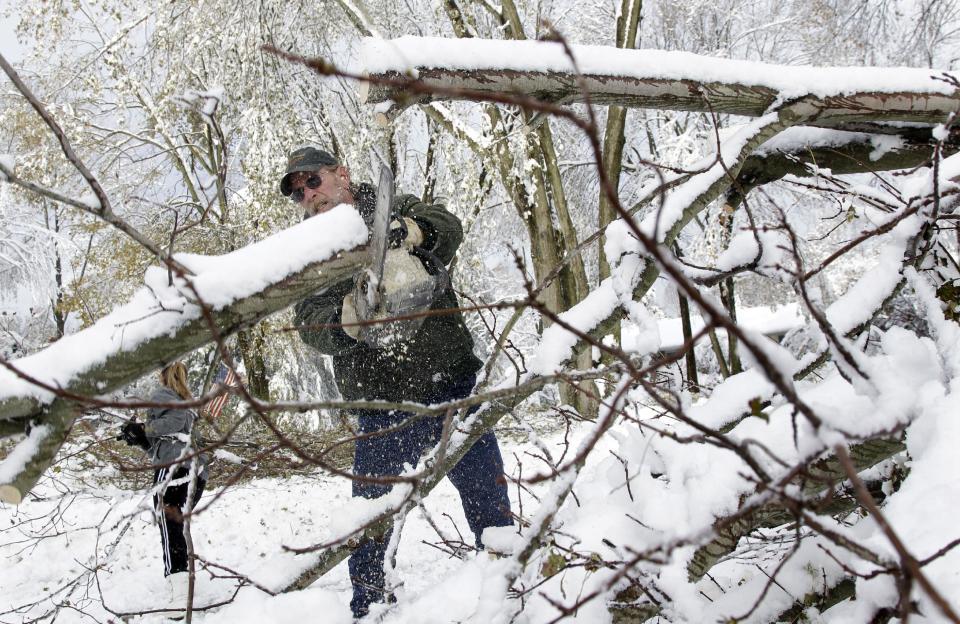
[348,375,512,616]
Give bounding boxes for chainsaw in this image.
[352,165,449,348]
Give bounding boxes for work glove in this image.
[388,217,424,249]
[118,420,149,450]
[341,292,361,340]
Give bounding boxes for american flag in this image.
[205,364,239,420]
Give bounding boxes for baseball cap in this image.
[280,146,339,196]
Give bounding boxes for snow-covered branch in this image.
[361,37,960,130]
[0,207,369,502]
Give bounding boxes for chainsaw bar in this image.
[367,164,394,313]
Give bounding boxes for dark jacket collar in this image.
[352,182,377,226]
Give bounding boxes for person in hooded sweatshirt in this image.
[119,361,209,602]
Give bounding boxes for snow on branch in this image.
[361,37,960,128]
[533,106,801,371]
[0,206,368,503]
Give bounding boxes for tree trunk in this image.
[599,0,643,281]
[678,291,699,392]
[237,325,271,402]
[532,121,599,417]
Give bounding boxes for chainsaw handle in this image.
[410,246,451,299]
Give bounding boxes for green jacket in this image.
[294,184,482,403]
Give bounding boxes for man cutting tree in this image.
[284,146,513,619]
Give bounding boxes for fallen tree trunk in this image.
[737,130,948,192]
[360,37,960,130]
[0,213,369,503]
[686,437,907,581]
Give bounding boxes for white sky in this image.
[0,5,26,64]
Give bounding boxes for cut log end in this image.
[0,484,23,505]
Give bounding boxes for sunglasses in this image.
[290,175,323,203]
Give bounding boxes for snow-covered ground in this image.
[0,429,566,624]
[5,337,960,623]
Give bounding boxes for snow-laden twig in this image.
[0,53,193,276]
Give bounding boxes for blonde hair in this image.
[159,361,193,401]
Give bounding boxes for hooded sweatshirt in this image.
[145,386,210,480]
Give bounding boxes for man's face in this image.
[289,165,353,217]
